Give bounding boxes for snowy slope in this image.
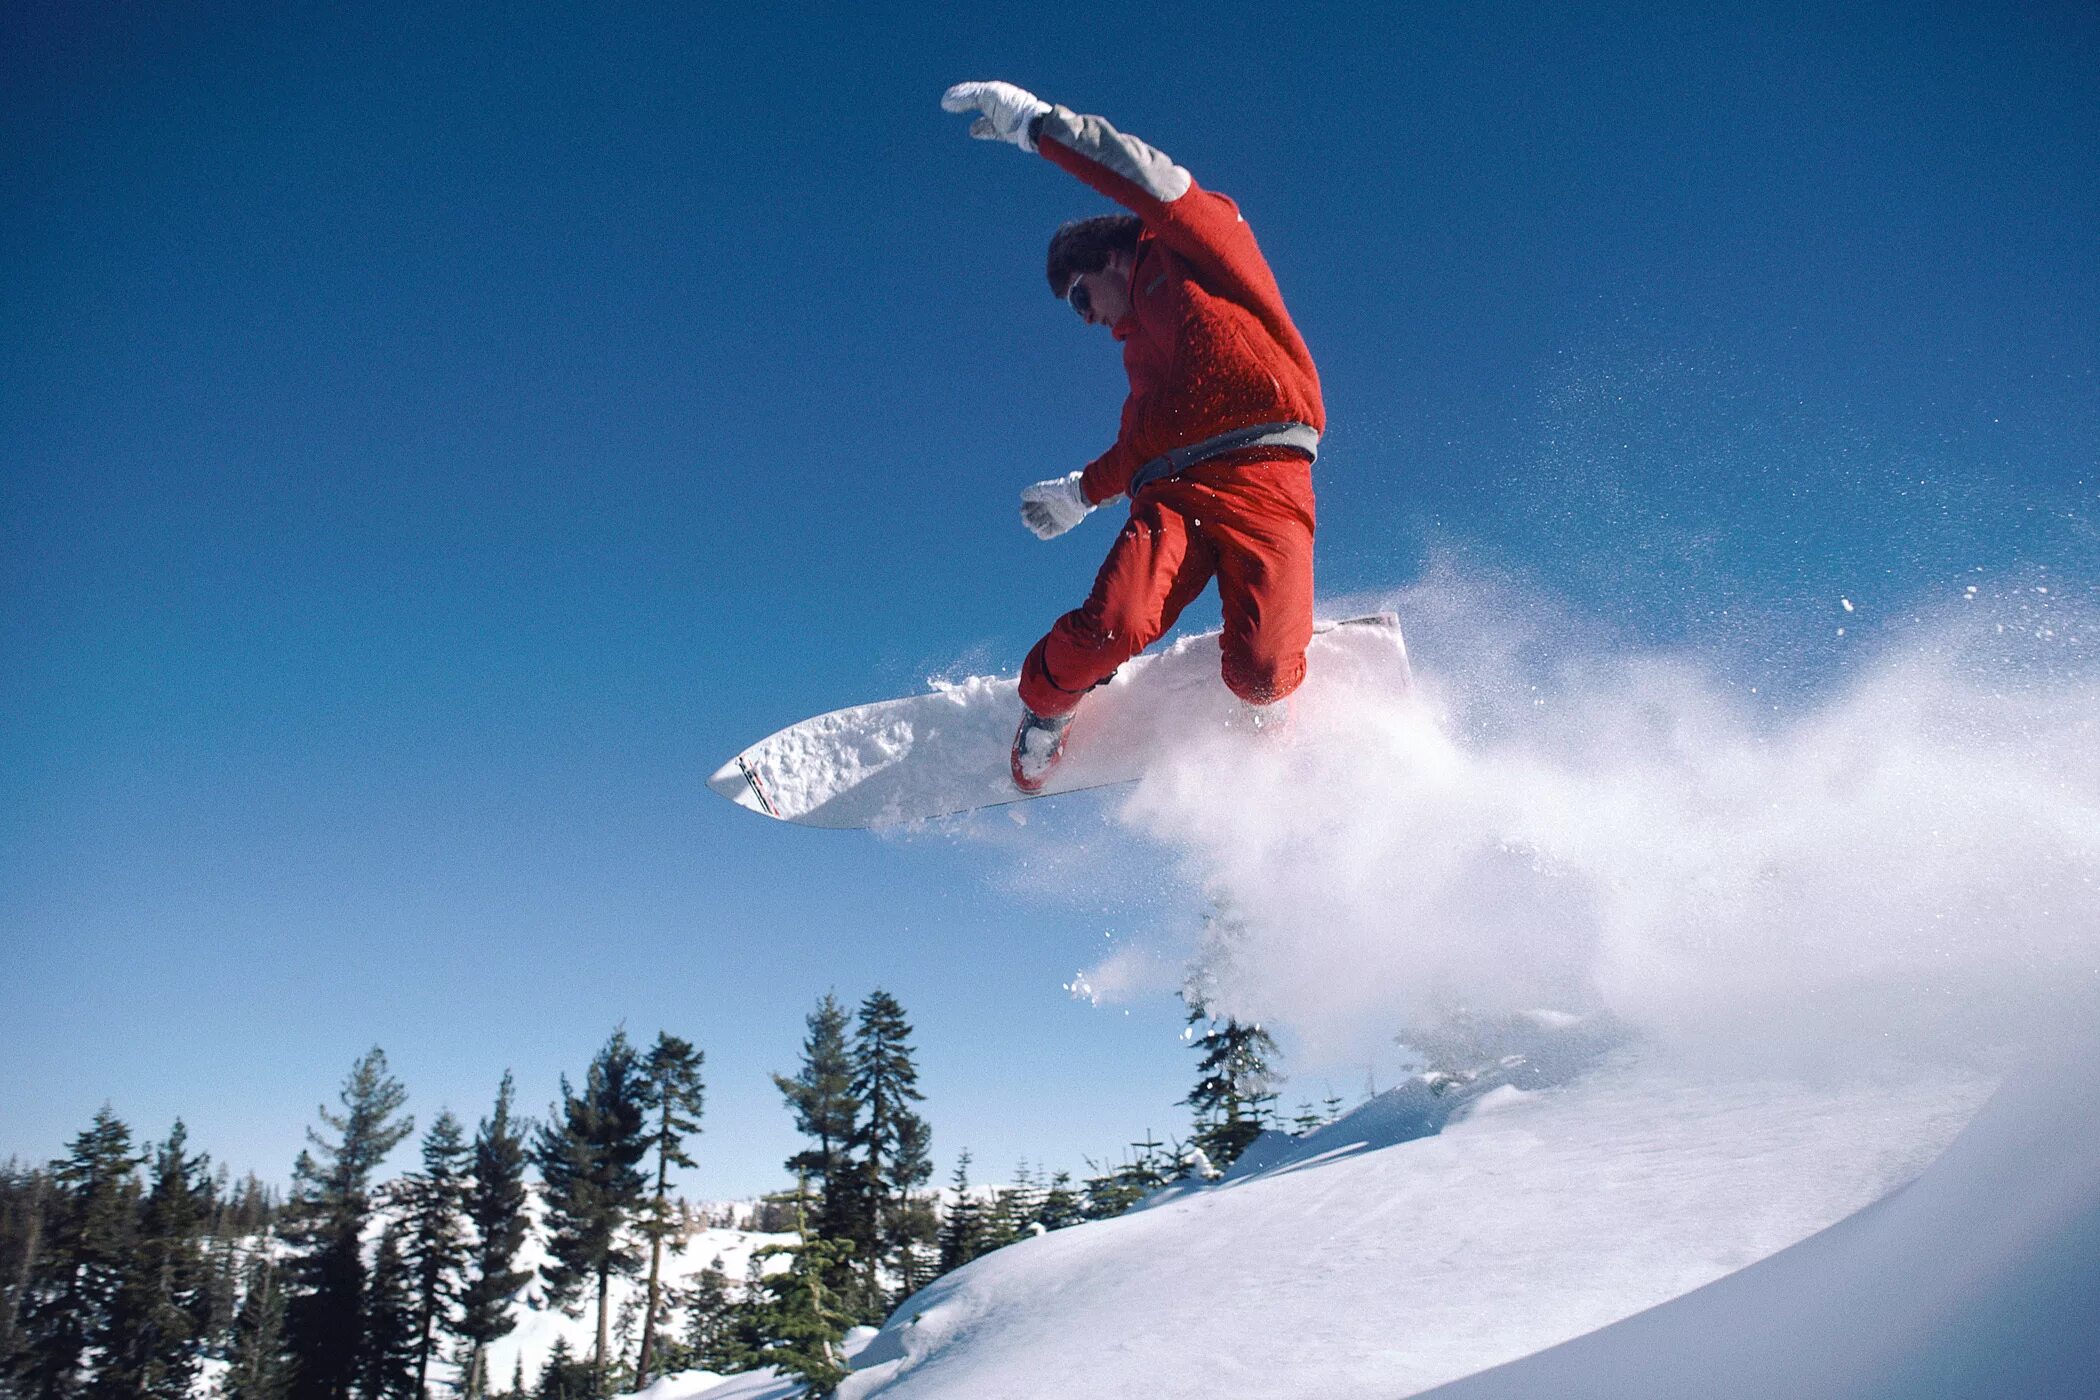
[823,1044,1987,1399]
[1419,1038,2100,1400]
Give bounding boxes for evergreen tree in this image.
[634,1032,705,1391]
[280,1047,415,1400]
[1181,1000,1282,1171]
[357,1225,417,1400]
[397,1110,470,1397]
[748,1198,854,1400]
[533,1030,649,1397]
[844,990,931,1317]
[455,1074,532,1398]
[0,1161,57,1376]
[771,995,858,1247]
[1036,1172,1084,1232]
[933,1152,984,1275]
[93,1121,213,1399]
[533,1336,587,1400]
[223,1254,293,1400]
[678,1257,753,1374]
[9,1105,142,1400]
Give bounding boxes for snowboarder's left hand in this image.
[941,80,1051,152]
[1019,471,1092,540]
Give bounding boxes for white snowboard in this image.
[708,614,1410,829]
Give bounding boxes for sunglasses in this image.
[1065,277,1095,321]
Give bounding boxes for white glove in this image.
[941,80,1052,153]
[1020,471,1093,540]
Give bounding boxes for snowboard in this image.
[707,613,1410,829]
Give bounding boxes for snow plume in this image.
[1083,564,2099,1073]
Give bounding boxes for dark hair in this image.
[1046,214,1143,296]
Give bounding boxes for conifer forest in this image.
[0,987,1314,1400]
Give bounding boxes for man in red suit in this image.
[943,81,1325,792]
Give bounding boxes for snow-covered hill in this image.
[821,1042,1987,1398]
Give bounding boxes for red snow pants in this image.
[1019,457,1316,718]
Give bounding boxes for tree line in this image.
[1,978,1325,1400]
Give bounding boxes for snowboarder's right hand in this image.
[1019,471,1093,540]
[941,81,1052,153]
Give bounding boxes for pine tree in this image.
[534,1336,586,1400]
[223,1254,292,1400]
[1037,1171,1083,1231]
[844,990,932,1317]
[634,1032,705,1390]
[1181,999,1282,1171]
[933,1152,984,1275]
[771,995,859,1249]
[534,1029,650,1397]
[93,1121,213,1399]
[397,1109,470,1396]
[280,1047,414,1400]
[0,1161,57,1375]
[678,1256,753,1374]
[749,1195,855,1400]
[10,1105,142,1400]
[455,1074,532,1398]
[358,1224,418,1400]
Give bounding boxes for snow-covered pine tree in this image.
[846,990,932,1318]
[9,1106,141,1398]
[358,1223,417,1400]
[397,1109,470,1397]
[634,1031,706,1390]
[772,994,859,1251]
[455,1072,532,1398]
[95,1120,213,1399]
[280,1046,414,1400]
[533,1029,649,1398]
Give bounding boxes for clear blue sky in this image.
[3,1,2093,1196]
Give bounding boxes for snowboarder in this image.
[940,81,1325,793]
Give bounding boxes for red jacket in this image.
[1035,107,1325,507]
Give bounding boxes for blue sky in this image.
[3,1,2093,1196]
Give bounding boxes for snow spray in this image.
[1077,563,2098,1075]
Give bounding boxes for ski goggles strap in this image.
[1127,421,1320,497]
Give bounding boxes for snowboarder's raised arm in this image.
[939,82,1308,392]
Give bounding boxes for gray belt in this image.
[1126,421,1320,497]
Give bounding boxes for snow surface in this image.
[1422,1038,2100,1400]
[823,1044,1986,1399]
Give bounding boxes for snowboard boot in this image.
[1010,705,1078,794]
